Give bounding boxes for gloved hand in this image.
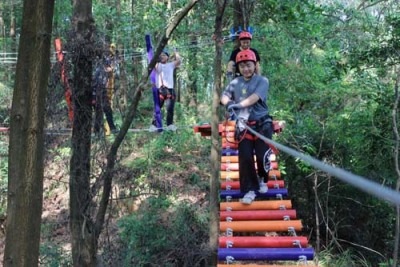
[226,71,233,81]
[226,101,242,112]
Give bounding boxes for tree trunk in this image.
[3,0,55,266]
[391,68,400,267]
[209,1,227,266]
[68,1,97,266]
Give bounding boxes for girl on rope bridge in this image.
[220,49,273,205]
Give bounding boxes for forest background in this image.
[0,0,400,266]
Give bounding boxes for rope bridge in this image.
[195,120,317,266]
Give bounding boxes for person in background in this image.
[93,56,118,136]
[149,48,181,132]
[220,49,273,204]
[226,31,261,81]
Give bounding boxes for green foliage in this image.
[39,242,72,267]
[117,196,209,266]
[318,247,371,267]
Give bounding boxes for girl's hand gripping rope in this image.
[226,100,242,112]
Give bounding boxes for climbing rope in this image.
[231,117,400,206]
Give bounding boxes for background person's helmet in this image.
[161,49,169,57]
[236,49,257,64]
[238,31,252,40]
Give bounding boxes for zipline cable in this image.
[237,117,400,206]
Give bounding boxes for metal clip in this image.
[293,240,302,248]
[226,240,233,248]
[226,255,235,264]
[226,185,232,191]
[226,216,233,222]
[226,196,232,202]
[276,193,283,200]
[226,206,232,212]
[279,204,287,210]
[226,228,233,237]
[283,215,290,221]
[288,226,297,236]
[298,255,307,264]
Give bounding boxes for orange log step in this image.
[219,125,235,133]
[221,120,236,127]
[220,209,296,221]
[269,169,281,179]
[220,171,240,180]
[221,131,235,137]
[221,155,239,163]
[220,220,303,232]
[222,136,236,143]
[220,200,292,211]
[221,180,284,190]
[219,236,308,248]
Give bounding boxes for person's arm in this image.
[221,95,232,106]
[256,61,261,75]
[173,51,181,67]
[238,93,260,107]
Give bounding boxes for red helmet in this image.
[236,49,256,64]
[238,31,252,40]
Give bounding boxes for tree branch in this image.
[94,0,201,238]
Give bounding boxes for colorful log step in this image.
[221,155,239,163]
[219,236,308,248]
[219,125,235,132]
[222,142,238,149]
[218,247,314,261]
[220,200,292,211]
[269,169,281,179]
[220,171,240,180]
[221,131,235,137]
[220,220,302,232]
[222,136,236,143]
[222,149,239,156]
[221,162,278,171]
[221,163,241,171]
[221,180,284,190]
[220,209,296,221]
[221,155,277,164]
[220,189,288,199]
[221,120,236,126]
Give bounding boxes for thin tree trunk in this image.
[391,68,400,267]
[4,0,55,265]
[209,0,228,265]
[68,1,97,266]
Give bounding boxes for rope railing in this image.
[241,119,400,206]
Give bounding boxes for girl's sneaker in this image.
[241,191,256,204]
